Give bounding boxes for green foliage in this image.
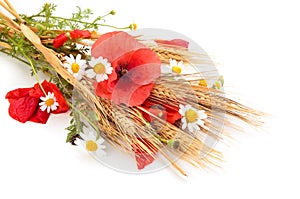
[20,3,129,36]
[65,110,83,145]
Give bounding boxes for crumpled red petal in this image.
[29,107,50,124]
[5,88,40,123]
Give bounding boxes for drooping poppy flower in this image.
[155,39,189,48]
[132,138,158,170]
[5,80,69,124]
[92,31,161,107]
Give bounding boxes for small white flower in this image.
[169,58,183,74]
[86,56,113,82]
[80,131,106,157]
[179,104,207,132]
[39,92,59,113]
[64,54,87,80]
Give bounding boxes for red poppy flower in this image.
[53,32,69,48]
[155,39,189,48]
[70,29,91,39]
[141,100,181,124]
[5,80,69,124]
[92,31,161,107]
[132,138,158,170]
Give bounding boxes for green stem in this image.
[67,101,101,139]
[3,34,47,96]
[22,52,47,96]
[100,10,114,19]
[0,49,30,66]
[28,15,131,30]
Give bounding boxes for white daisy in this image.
[80,131,106,157]
[169,58,183,74]
[64,54,87,80]
[179,104,207,132]
[86,56,113,82]
[39,92,59,113]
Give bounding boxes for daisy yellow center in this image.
[94,63,106,74]
[199,79,208,87]
[45,98,54,106]
[86,140,98,151]
[172,66,182,74]
[215,81,221,89]
[71,63,80,73]
[185,109,198,123]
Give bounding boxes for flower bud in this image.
[53,33,69,48]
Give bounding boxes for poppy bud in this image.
[53,32,69,48]
[70,29,91,39]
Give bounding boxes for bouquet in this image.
[0,0,264,176]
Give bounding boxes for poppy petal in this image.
[111,78,154,106]
[141,105,167,123]
[125,48,161,85]
[166,110,182,124]
[6,94,40,123]
[141,100,181,124]
[95,79,113,100]
[29,107,50,124]
[5,88,32,100]
[132,138,158,170]
[91,31,145,62]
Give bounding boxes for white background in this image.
[1,0,299,198]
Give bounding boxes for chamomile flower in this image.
[86,56,113,82]
[80,131,106,157]
[39,92,59,113]
[169,58,183,74]
[179,104,207,132]
[64,54,87,80]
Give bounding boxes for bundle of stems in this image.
[0,0,265,176]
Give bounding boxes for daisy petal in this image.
[86,69,96,78]
[79,133,89,141]
[182,120,187,130]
